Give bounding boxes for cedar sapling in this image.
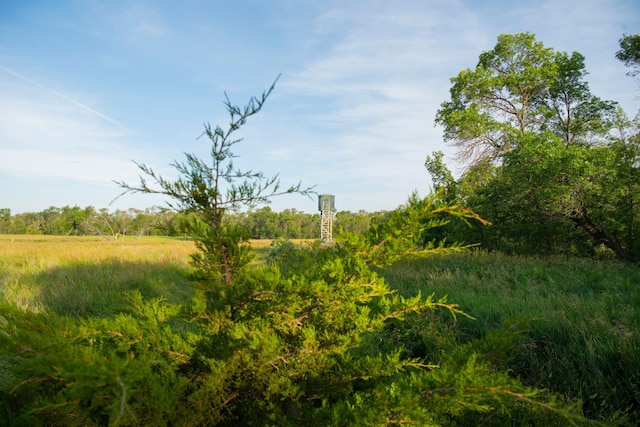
[115,75,315,294]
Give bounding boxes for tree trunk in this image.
[569,214,629,261]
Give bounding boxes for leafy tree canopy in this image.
[434,33,639,261]
[616,33,640,78]
[436,32,617,166]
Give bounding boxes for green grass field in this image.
[1,236,638,423]
[382,251,640,422]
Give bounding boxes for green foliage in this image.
[501,132,634,258]
[334,210,372,237]
[0,294,200,426]
[355,192,487,267]
[0,80,593,426]
[435,32,640,261]
[463,123,640,261]
[616,33,640,79]
[264,238,311,274]
[383,251,640,423]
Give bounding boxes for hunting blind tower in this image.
[318,194,335,241]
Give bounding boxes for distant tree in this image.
[81,208,120,239]
[424,151,457,204]
[0,208,10,233]
[56,206,88,235]
[38,206,60,235]
[7,213,28,234]
[248,206,280,239]
[335,210,372,237]
[128,208,160,237]
[277,208,307,238]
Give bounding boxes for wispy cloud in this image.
[0,67,143,186]
[272,3,480,208]
[0,65,128,129]
[71,0,169,44]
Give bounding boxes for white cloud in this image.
[0,70,144,185]
[272,3,470,206]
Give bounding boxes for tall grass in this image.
[381,251,640,423]
[3,236,639,422]
[0,235,197,317]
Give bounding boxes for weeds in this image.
[382,250,640,423]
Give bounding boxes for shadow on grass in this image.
[31,258,195,318]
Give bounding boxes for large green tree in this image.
[435,33,638,261]
[436,33,616,166]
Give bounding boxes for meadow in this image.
[0,234,196,317]
[1,235,639,424]
[382,252,640,423]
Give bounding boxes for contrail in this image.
[0,64,128,129]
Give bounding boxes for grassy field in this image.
[0,234,197,316]
[381,251,640,422]
[1,236,639,423]
[0,235,288,316]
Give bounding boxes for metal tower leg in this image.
[320,210,333,241]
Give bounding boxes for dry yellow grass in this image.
[0,235,198,314]
[0,236,312,315]
[0,234,197,266]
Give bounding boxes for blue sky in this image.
[1,0,639,214]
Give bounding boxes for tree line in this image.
[0,205,373,240]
